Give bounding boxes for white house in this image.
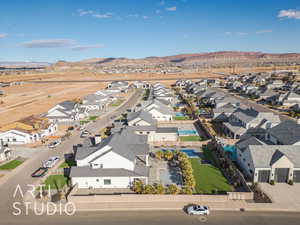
[142,99,175,121]
[46,101,81,123]
[239,145,300,183]
[0,116,57,145]
[70,129,149,189]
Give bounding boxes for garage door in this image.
[275,168,289,183]
[293,171,300,183]
[258,170,270,183]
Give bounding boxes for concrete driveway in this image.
[260,183,300,207]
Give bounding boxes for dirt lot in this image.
[0,71,224,127]
[0,65,296,127]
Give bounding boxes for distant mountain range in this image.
[0,61,51,68]
[55,51,300,67]
[2,51,300,69]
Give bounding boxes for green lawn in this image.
[0,160,23,170]
[190,158,232,194]
[111,99,125,107]
[179,136,202,142]
[173,116,191,120]
[59,158,76,168]
[42,175,70,190]
[88,116,98,121]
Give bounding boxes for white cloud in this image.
[77,9,94,16]
[128,14,139,18]
[143,16,150,20]
[21,39,76,48]
[155,9,161,14]
[166,6,177,11]
[93,13,113,19]
[236,32,248,36]
[256,29,273,34]
[159,1,165,6]
[71,44,103,51]
[278,9,300,20]
[225,32,248,36]
[0,33,8,38]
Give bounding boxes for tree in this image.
[166,184,180,195]
[164,150,174,161]
[155,150,164,160]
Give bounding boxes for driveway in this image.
[260,183,300,207]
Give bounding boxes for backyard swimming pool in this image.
[178,130,198,136]
[161,149,199,158]
[175,112,185,117]
[223,145,237,161]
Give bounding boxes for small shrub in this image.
[132,179,144,194]
[155,150,164,160]
[270,180,275,185]
[154,184,165,194]
[166,184,180,195]
[288,180,294,186]
[143,185,156,194]
[181,186,193,195]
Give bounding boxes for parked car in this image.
[31,167,48,177]
[43,156,60,168]
[187,205,210,215]
[48,140,61,148]
[80,130,90,138]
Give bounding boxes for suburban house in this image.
[277,91,300,107]
[126,110,178,143]
[266,79,284,90]
[265,120,300,145]
[0,142,11,162]
[80,94,111,112]
[212,103,246,122]
[238,145,300,183]
[223,108,280,139]
[108,81,129,90]
[141,99,175,121]
[46,100,86,123]
[0,115,57,145]
[70,129,149,189]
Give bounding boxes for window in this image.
[104,179,111,185]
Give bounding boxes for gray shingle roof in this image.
[75,128,149,162]
[236,136,265,152]
[127,110,156,125]
[156,127,178,133]
[268,120,300,145]
[248,145,300,168]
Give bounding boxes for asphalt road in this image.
[2,211,300,225]
[0,89,143,220]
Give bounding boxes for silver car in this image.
[187,205,210,215]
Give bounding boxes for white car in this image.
[80,130,90,138]
[43,156,60,168]
[48,140,61,148]
[187,205,210,215]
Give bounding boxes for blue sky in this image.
[0,0,300,62]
